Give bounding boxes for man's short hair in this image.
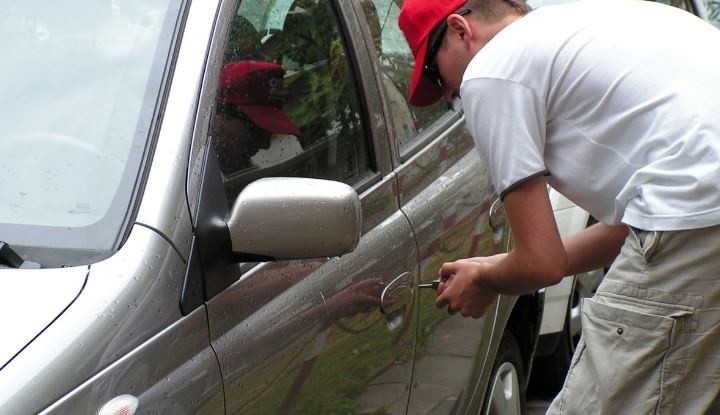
[464,0,532,22]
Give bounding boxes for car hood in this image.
[0,266,88,369]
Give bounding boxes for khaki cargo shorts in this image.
[547,225,720,414]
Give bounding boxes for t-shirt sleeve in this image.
[461,77,548,199]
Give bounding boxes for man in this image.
[212,61,302,175]
[398,0,720,413]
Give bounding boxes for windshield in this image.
[0,0,183,267]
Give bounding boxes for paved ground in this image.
[526,398,552,414]
[354,308,557,414]
[356,313,489,413]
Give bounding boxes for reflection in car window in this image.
[0,1,182,258]
[527,0,576,6]
[211,0,372,206]
[649,0,693,11]
[360,0,452,151]
[700,0,720,27]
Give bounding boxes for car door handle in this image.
[380,271,414,315]
[380,271,415,332]
[489,198,505,230]
[489,198,506,245]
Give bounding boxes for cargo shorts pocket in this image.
[557,295,692,415]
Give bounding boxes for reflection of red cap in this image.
[218,61,302,136]
[398,0,467,107]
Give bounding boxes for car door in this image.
[355,1,512,413]
[189,1,420,414]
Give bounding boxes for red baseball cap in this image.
[218,61,302,137]
[398,0,467,107]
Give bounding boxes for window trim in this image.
[399,108,463,163]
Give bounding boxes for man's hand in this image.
[434,176,566,319]
[435,260,498,318]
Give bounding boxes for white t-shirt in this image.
[461,0,720,231]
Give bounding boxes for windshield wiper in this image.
[0,242,40,269]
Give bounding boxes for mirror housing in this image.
[227,177,362,260]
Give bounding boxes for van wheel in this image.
[482,332,525,415]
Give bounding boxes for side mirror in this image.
[226,177,362,260]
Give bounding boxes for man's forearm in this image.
[563,222,628,276]
[461,223,627,295]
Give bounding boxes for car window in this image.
[0,0,182,265]
[359,0,452,151]
[210,0,372,206]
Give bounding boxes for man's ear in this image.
[446,13,473,44]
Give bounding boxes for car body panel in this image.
[0,226,190,413]
[39,305,224,414]
[0,266,87,369]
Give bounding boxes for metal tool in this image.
[418,280,441,290]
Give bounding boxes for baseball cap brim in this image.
[239,104,302,137]
[408,37,445,107]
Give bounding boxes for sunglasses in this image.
[424,9,471,87]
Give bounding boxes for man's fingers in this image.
[435,292,449,308]
[436,280,447,295]
[438,262,458,278]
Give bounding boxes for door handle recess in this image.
[380,271,415,332]
[380,271,414,315]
